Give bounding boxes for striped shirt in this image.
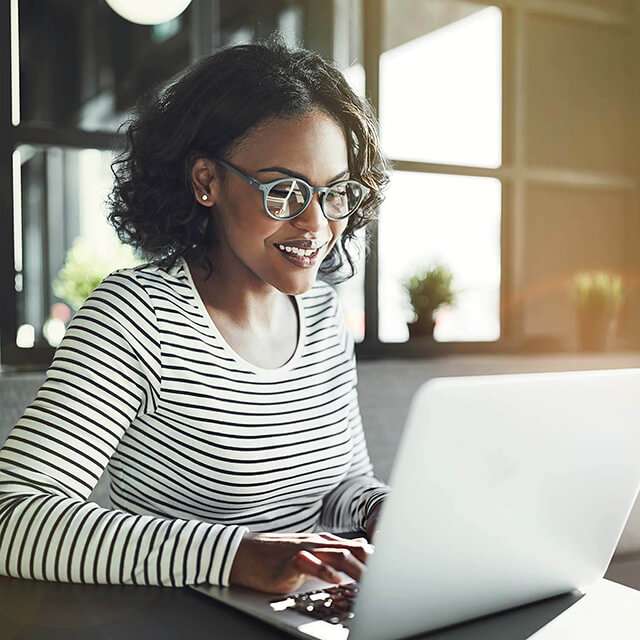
[0,256,388,588]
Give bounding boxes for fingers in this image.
[313,533,374,564]
[249,531,374,581]
[254,531,373,561]
[318,533,372,551]
[317,532,346,540]
[312,547,366,582]
[293,547,365,584]
[294,550,344,584]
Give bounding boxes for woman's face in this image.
[194,109,351,295]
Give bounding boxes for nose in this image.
[291,191,328,230]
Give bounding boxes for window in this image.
[377,0,502,345]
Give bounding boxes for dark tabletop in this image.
[0,575,586,640]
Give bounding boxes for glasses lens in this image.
[265,179,309,219]
[324,181,366,220]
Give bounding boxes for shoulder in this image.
[91,257,190,307]
[302,279,354,348]
[89,267,154,317]
[309,280,357,356]
[299,279,342,322]
[53,265,162,374]
[304,278,339,306]
[69,265,162,345]
[127,256,197,305]
[307,278,335,295]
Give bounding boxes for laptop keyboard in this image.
[269,582,359,625]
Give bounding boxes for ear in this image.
[191,157,220,207]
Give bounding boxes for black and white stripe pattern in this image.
[0,257,388,587]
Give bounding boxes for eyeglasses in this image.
[214,158,370,221]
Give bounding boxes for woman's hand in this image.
[229,531,374,594]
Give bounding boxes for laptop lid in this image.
[349,368,640,640]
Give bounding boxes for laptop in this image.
[190,368,640,640]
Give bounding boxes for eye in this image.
[268,181,307,203]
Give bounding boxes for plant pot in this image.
[575,308,617,352]
[407,319,436,340]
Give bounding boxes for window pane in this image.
[378,172,501,342]
[18,0,193,131]
[14,145,141,349]
[380,1,501,168]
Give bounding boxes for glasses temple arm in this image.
[216,159,263,189]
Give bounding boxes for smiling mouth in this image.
[273,243,325,267]
[274,243,322,255]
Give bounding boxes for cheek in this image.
[224,199,279,246]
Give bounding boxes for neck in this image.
[186,254,292,334]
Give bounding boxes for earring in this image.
[201,194,208,201]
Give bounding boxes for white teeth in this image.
[278,244,318,257]
[277,244,318,257]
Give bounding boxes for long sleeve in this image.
[319,293,390,533]
[0,269,248,587]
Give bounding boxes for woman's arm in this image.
[318,381,389,535]
[318,292,390,536]
[0,270,247,587]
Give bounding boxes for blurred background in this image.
[1,0,639,370]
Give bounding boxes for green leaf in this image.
[402,263,456,322]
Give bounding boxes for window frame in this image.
[357,0,515,360]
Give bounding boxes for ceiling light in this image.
[105,0,193,25]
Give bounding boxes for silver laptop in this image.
[190,368,640,640]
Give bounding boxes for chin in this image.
[279,277,317,296]
[270,268,319,295]
[269,251,324,295]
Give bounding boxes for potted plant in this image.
[402,264,456,339]
[570,270,623,352]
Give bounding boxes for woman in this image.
[0,35,390,595]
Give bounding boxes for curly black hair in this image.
[107,33,390,285]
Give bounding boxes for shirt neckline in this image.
[179,256,305,376]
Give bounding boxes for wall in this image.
[510,0,639,347]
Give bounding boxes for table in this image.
[1,575,639,640]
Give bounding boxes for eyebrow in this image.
[257,166,350,185]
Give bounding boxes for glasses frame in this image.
[214,158,370,221]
